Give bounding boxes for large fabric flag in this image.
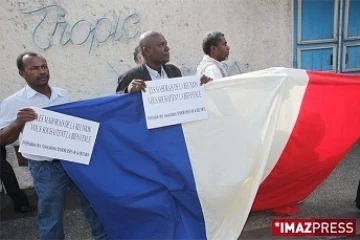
[47,67,360,239]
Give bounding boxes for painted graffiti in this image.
[22,5,141,53]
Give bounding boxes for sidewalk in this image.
[1,142,359,239]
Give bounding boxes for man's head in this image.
[139,31,170,66]
[133,46,144,65]
[202,31,230,62]
[16,52,50,88]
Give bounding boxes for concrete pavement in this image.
[1,141,359,239]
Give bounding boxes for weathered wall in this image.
[0,0,292,189]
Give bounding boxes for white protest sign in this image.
[141,75,208,129]
[19,107,99,165]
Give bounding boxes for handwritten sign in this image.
[142,76,208,129]
[19,107,99,165]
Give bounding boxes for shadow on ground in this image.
[0,142,359,240]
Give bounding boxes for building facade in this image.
[294,0,360,73]
[0,0,358,189]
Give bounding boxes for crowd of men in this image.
[1,29,359,240]
[0,30,229,239]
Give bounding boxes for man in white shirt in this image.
[196,31,230,80]
[0,52,108,240]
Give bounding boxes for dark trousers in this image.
[356,180,360,208]
[0,145,29,208]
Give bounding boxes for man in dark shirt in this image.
[356,181,360,211]
[0,145,35,213]
[116,31,211,93]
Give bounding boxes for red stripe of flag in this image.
[251,71,360,215]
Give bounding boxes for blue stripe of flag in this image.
[48,93,207,239]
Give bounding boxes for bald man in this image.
[116,31,211,93]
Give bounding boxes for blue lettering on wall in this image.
[22,5,141,54]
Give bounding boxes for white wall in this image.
[0,0,292,189]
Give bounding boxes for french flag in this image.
[48,67,360,239]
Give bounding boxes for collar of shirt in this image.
[145,64,168,80]
[1,85,69,161]
[24,85,64,101]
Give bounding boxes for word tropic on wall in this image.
[21,5,141,53]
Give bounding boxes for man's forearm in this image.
[0,122,23,146]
